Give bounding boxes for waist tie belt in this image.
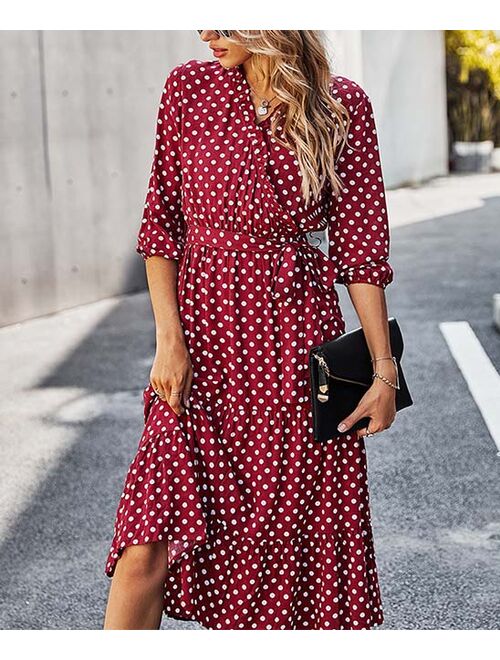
[185,224,307,254]
[184,223,341,400]
[184,224,338,298]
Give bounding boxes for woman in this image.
[103,30,397,630]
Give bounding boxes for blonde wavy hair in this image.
[225,30,351,206]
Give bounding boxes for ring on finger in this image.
[364,424,376,438]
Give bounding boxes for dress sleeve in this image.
[136,64,185,261]
[327,86,394,289]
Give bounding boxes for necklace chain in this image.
[247,82,278,117]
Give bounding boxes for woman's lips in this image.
[212,49,228,58]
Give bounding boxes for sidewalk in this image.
[387,172,500,228]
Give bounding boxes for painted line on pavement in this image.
[440,321,500,455]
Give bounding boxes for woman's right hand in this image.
[149,332,193,416]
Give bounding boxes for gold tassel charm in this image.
[314,353,330,403]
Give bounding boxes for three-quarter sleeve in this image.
[136,63,186,261]
[327,84,394,289]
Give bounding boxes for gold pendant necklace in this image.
[256,95,278,116]
[248,83,278,116]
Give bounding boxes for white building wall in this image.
[325,30,449,187]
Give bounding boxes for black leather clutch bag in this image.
[309,317,413,444]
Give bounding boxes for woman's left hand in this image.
[336,362,397,439]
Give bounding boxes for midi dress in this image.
[104,57,394,630]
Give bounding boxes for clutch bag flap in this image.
[317,316,404,385]
[309,317,413,444]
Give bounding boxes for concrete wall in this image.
[0,31,448,326]
[326,30,449,188]
[0,30,206,326]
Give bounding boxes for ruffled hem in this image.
[104,384,384,629]
[107,525,384,630]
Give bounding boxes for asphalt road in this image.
[0,173,499,630]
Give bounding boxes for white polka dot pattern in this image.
[326,84,394,288]
[136,62,185,261]
[104,59,390,630]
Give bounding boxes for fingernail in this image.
[337,423,346,432]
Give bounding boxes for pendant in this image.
[257,99,270,116]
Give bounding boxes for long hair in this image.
[225,30,351,206]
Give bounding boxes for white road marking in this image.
[440,321,500,455]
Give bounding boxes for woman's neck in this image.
[242,59,273,97]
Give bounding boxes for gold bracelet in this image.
[372,372,399,389]
[372,356,400,389]
[371,356,394,362]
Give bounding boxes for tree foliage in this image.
[445,30,500,144]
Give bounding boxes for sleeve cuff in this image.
[136,220,185,261]
[336,261,394,289]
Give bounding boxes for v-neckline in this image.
[234,63,283,130]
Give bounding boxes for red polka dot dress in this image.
[104,58,394,630]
